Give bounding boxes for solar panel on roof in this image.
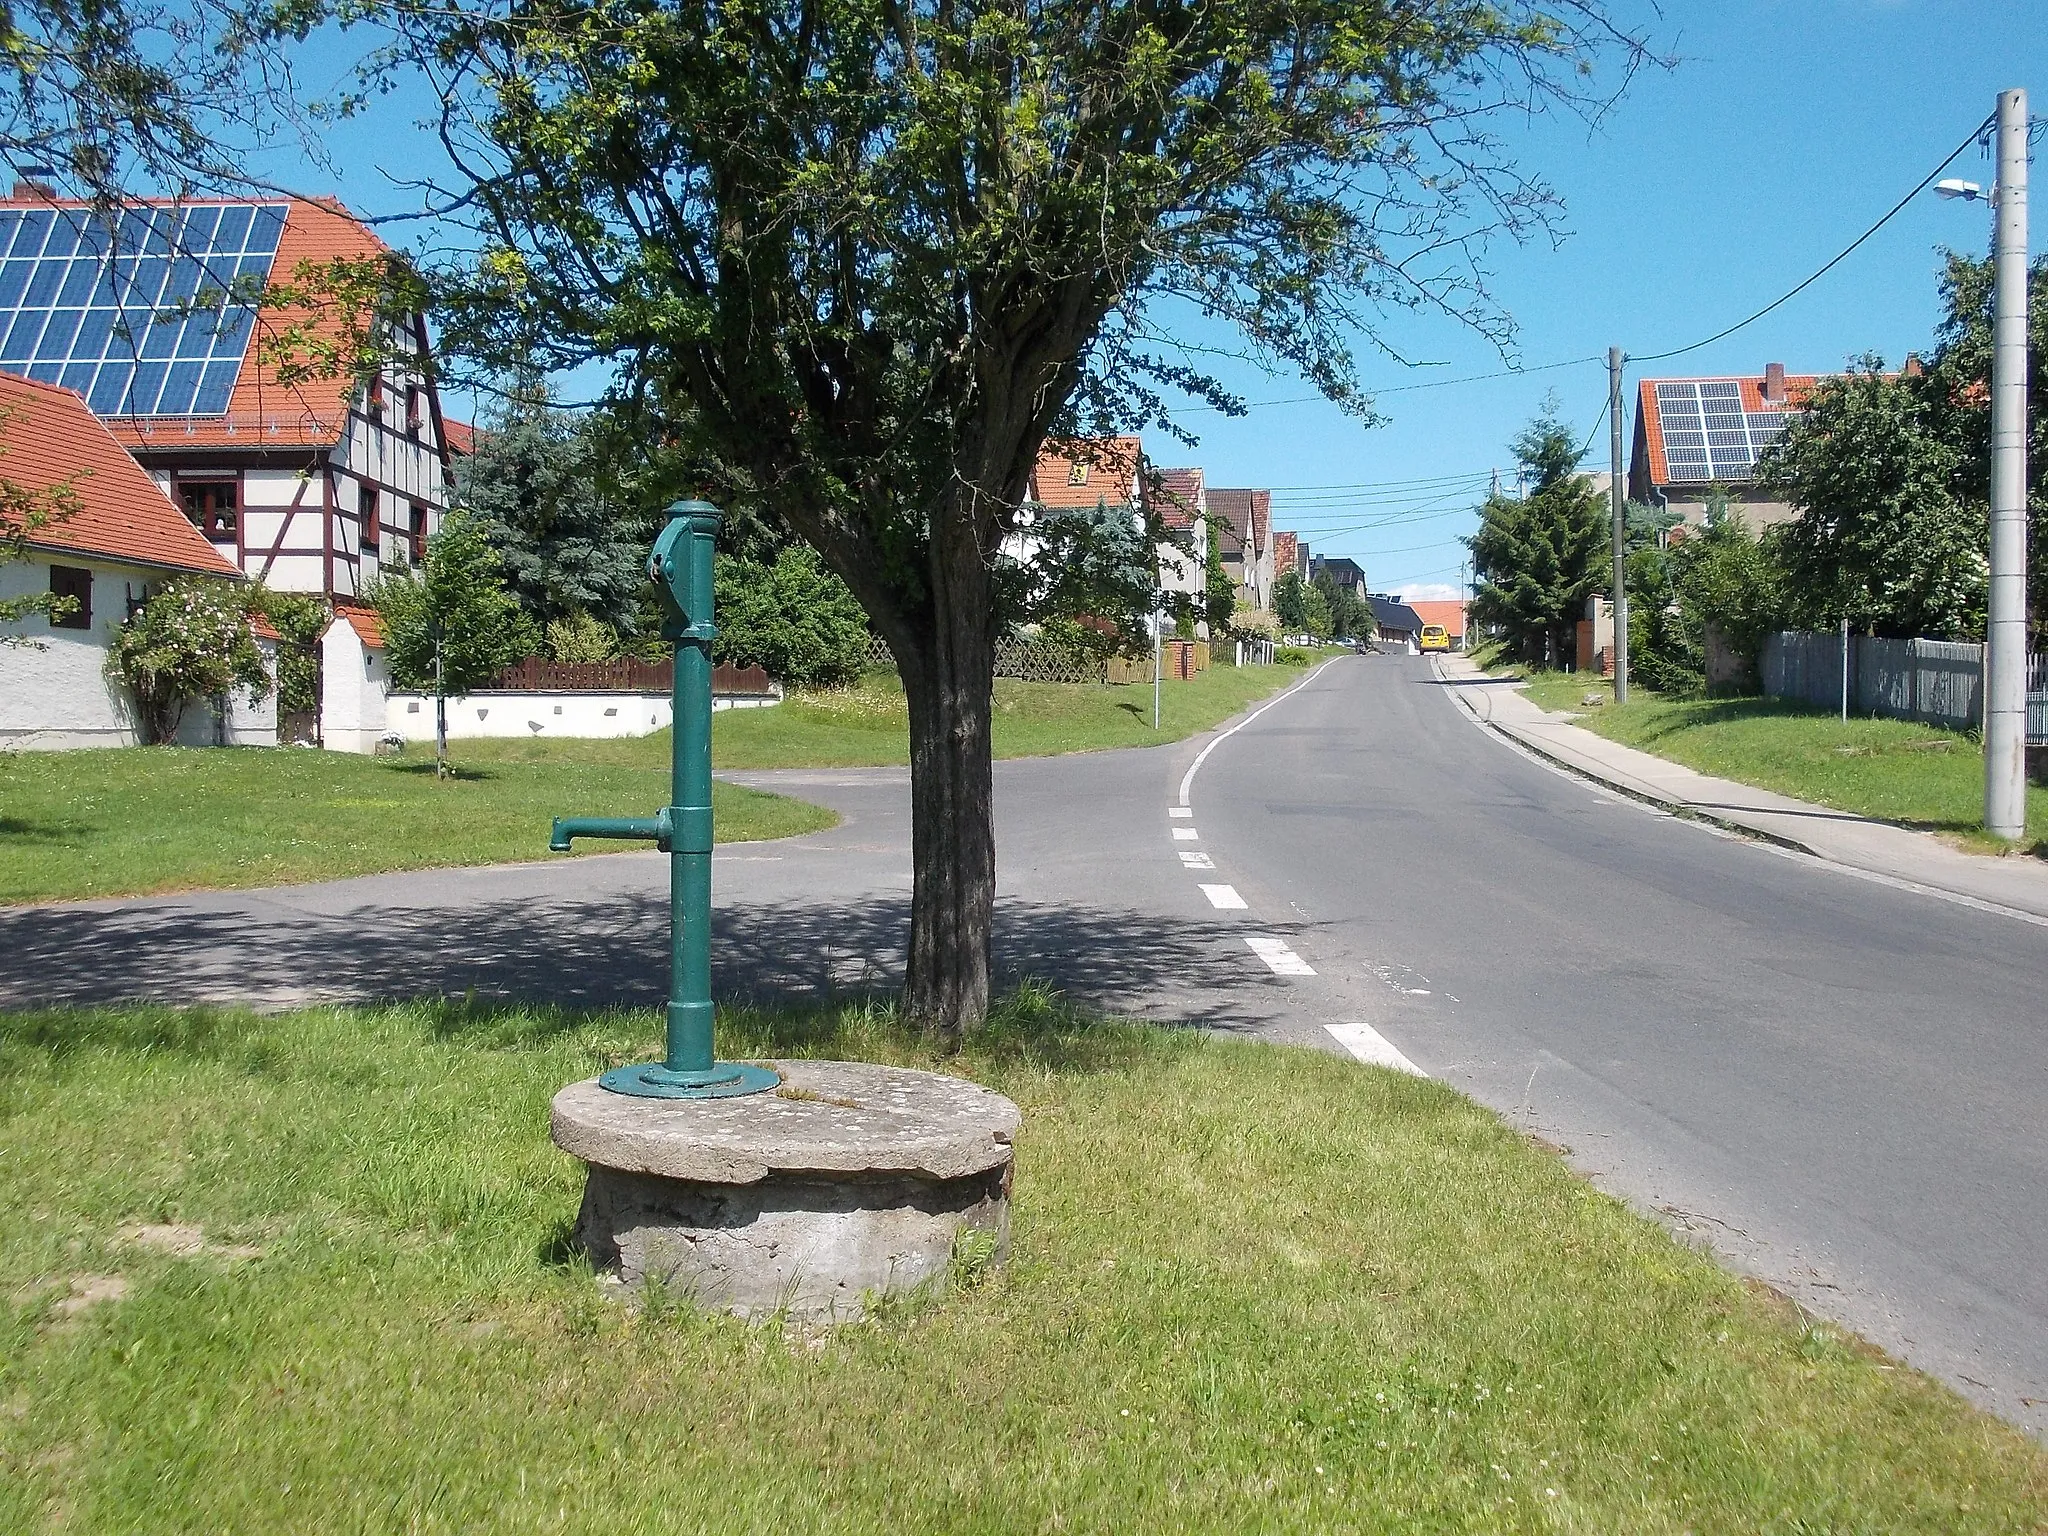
[0,202,285,417]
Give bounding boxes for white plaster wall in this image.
[0,559,139,747]
[385,689,779,741]
[1,559,275,749]
[319,618,390,753]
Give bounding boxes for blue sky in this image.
[275,1,2040,601]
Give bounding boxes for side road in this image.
[1436,652,2048,922]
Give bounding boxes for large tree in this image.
[341,0,1640,1036]
[1754,358,1985,640]
[452,396,651,632]
[1468,409,1606,665]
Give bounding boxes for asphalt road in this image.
[4,653,2046,1429]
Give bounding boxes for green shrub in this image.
[714,545,869,688]
[108,578,270,743]
[1275,645,1313,666]
[544,611,622,663]
[252,589,330,716]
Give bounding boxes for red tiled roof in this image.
[1273,530,1301,578]
[1208,488,1274,558]
[1406,600,1466,639]
[0,192,390,452]
[332,600,385,648]
[251,612,282,641]
[0,372,240,577]
[1636,370,1826,489]
[442,417,477,456]
[1028,436,1143,510]
[1150,466,1203,530]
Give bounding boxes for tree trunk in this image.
[895,530,998,1043]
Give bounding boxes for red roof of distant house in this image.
[1209,488,1273,558]
[1406,600,1466,640]
[0,372,241,577]
[0,191,391,453]
[333,600,384,648]
[442,417,476,456]
[1028,436,1144,510]
[1635,367,1826,490]
[1150,466,1203,530]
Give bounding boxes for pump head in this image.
[648,501,723,642]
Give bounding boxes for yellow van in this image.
[1419,624,1452,653]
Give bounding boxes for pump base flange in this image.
[597,1061,782,1100]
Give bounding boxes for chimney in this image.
[1762,362,1786,404]
[1903,352,1925,379]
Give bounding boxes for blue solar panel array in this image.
[0,202,286,418]
[1654,379,1790,483]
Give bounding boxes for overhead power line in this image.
[1629,114,1996,365]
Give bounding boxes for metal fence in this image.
[489,657,775,695]
[1761,630,2048,741]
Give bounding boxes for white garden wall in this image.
[384,687,779,743]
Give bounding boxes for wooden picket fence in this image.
[489,657,775,695]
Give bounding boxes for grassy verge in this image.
[1,990,2040,1533]
[0,660,1316,906]
[0,742,834,907]
[711,659,1318,769]
[1485,663,2048,850]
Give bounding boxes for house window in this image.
[409,503,427,562]
[179,480,237,540]
[1067,461,1087,486]
[405,384,422,440]
[366,375,384,420]
[48,564,90,629]
[358,484,380,553]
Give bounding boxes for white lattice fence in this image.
[863,633,1108,684]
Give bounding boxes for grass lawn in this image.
[1,990,2041,1533]
[710,659,1319,769]
[0,661,1318,906]
[0,741,834,907]
[1490,664,2048,850]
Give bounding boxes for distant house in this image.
[0,188,453,601]
[1366,593,1426,649]
[1310,555,1368,600]
[0,372,276,748]
[1406,599,1467,649]
[1208,487,1274,614]
[1627,361,1838,531]
[1273,530,1306,583]
[1014,438,1212,632]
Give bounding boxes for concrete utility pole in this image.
[1609,345,1630,704]
[1985,88,2030,841]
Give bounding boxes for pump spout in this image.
[549,813,669,853]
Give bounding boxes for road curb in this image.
[1434,659,1831,860]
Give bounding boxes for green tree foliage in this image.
[107,578,269,744]
[1922,251,2048,636]
[1273,570,1330,639]
[350,0,1640,1034]
[1627,510,1786,697]
[543,610,622,663]
[369,512,537,695]
[714,545,870,689]
[1468,411,1607,665]
[1202,517,1237,637]
[252,589,331,716]
[1001,498,1155,656]
[1754,359,1984,640]
[453,397,650,631]
[1312,571,1370,641]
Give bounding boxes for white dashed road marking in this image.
[1169,807,1194,819]
[1179,851,1216,870]
[1245,934,1315,976]
[1324,1023,1427,1077]
[1172,827,1200,841]
[1199,883,1248,910]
